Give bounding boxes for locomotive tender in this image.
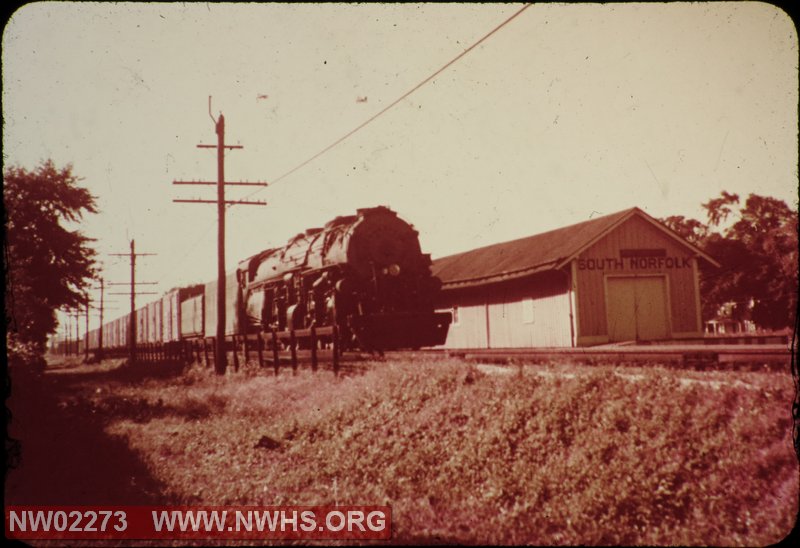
[84,206,451,356]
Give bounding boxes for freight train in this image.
[75,206,452,359]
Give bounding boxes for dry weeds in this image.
[12,355,798,545]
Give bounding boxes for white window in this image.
[522,298,534,324]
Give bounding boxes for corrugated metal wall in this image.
[114,317,123,348]
[88,329,100,350]
[486,292,572,347]
[119,316,129,348]
[437,272,572,349]
[180,294,204,338]
[161,295,170,343]
[137,308,147,344]
[203,272,241,337]
[146,301,162,343]
[441,303,489,348]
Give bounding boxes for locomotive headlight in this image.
[387,263,401,276]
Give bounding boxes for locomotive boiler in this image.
[78,206,451,360]
[237,206,451,351]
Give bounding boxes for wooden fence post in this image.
[289,329,298,373]
[232,336,240,372]
[256,333,264,368]
[271,327,279,376]
[332,324,339,375]
[310,323,318,372]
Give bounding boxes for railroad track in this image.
[394,343,794,370]
[88,341,794,375]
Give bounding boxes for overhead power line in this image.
[239,3,533,203]
[167,5,532,274]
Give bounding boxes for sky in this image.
[2,2,798,333]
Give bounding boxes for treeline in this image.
[661,191,798,331]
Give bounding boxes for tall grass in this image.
[101,359,795,545]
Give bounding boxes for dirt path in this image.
[5,362,174,505]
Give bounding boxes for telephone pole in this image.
[86,278,110,360]
[84,296,119,359]
[98,278,104,360]
[63,311,71,355]
[174,101,267,375]
[66,310,75,355]
[84,296,90,361]
[109,240,157,363]
[72,310,80,356]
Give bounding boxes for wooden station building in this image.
[431,207,719,348]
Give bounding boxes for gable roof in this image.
[431,207,719,289]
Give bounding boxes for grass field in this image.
[6,354,797,545]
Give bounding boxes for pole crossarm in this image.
[173,199,267,205]
[173,180,268,186]
[197,144,243,149]
[107,282,158,285]
[109,253,157,257]
[109,292,159,296]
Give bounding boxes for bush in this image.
[6,333,46,374]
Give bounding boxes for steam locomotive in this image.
[80,206,451,356]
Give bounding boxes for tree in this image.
[663,191,798,331]
[699,234,760,323]
[702,190,740,226]
[660,215,708,246]
[720,194,798,330]
[4,160,98,367]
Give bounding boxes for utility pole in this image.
[129,240,136,363]
[109,240,157,363]
[72,310,80,356]
[63,311,71,355]
[174,100,267,375]
[85,296,118,359]
[85,278,110,360]
[63,320,68,356]
[84,296,90,361]
[98,278,104,360]
[67,311,75,355]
